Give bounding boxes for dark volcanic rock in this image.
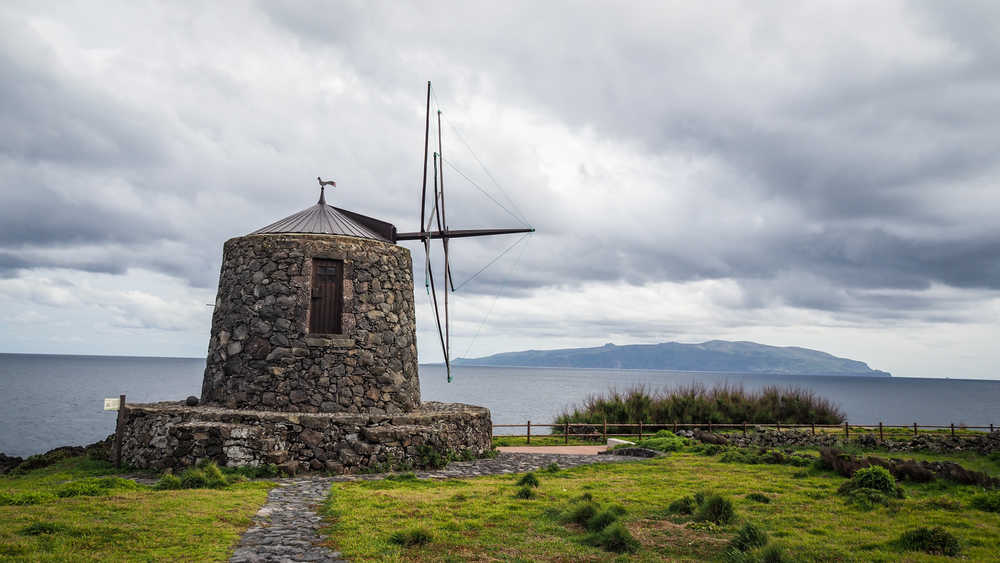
[0,453,23,475]
[692,430,729,445]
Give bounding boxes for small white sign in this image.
[104,397,121,411]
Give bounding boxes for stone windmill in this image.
[116,83,533,472]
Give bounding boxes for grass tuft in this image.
[844,487,890,511]
[745,492,771,504]
[153,473,183,490]
[730,522,769,552]
[565,501,600,526]
[388,527,432,547]
[695,494,735,525]
[514,487,537,500]
[585,508,621,532]
[668,496,697,515]
[516,472,540,488]
[586,521,639,553]
[896,526,961,556]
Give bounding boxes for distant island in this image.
[453,340,891,377]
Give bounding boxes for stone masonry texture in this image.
[200,233,419,414]
[119,401,492,472]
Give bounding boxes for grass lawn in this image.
[0,457,273,562]
[321,451,1000,561]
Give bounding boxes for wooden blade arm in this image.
[396,227,534,241]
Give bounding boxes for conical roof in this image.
[251,187,391,242]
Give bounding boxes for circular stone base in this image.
[118,401,492,473]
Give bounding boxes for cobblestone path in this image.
[228,451,639,562]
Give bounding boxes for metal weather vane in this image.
[396,81,534,382]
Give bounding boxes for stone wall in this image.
[119,401,492,473]
[681,428,1000,455]
[200,234,419,414]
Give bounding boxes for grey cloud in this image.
[2,0,999,333]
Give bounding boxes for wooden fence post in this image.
[639,421,643,441]
[673,420,678,433]
[602,417,607,441]
[879,422,883,442]
[913,422,918,436]
[992,423,995,434]
[708,421,713,433]
[113,394,126,469]
[811,422,816,435]
[776,421,780,432]
[743,421,747,436]
[951,423,955,438]
[844,421,849,440]
[564,422,569,445]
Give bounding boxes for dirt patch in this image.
[497,446,607,455]
[629,518,729,559]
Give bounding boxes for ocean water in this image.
[1,353,999,458]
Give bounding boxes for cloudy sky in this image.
[1,1,999,379]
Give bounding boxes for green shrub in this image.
[388,527,432,547]
[0,491,54,505]
[588,522,639,553]
[542,462,560,473]
[694,491,707,506]
[565,501,600,526]
[154,473,183,490]
[745,493,771,504]
[668,496,697,515]
[516,472,540,488]
[555,383,845,429]
[897,527,960,556]
[847,466,896,495]
[514,487,536,499]
[573,492,594,503]
[730,523,769,552]
[695,495,735,525]
[386,472,418,481]
[18,522,71,536]
[970,492,1000,513]
[586,508,621,532]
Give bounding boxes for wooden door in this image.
[310,258,343,334]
